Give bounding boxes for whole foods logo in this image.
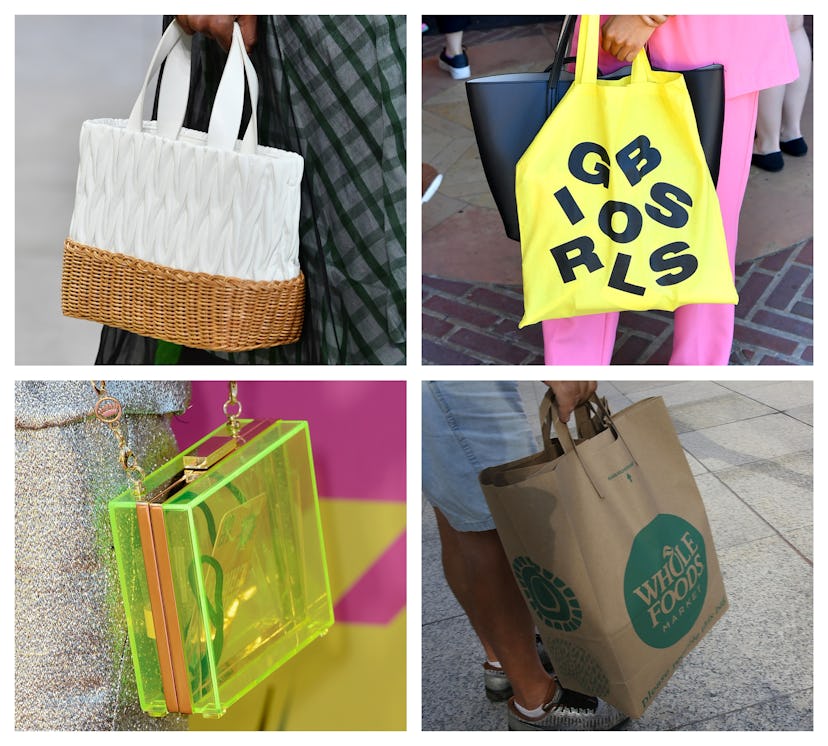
[549,136,699,296]
[624,514,708,648]
[512,557,582,632]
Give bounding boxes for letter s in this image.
[650,242,698,286]
[646,182,693,228]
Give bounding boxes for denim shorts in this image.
[422,381,539,531]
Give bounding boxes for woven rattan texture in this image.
[61,239,304,351]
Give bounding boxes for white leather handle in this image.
[127,20,191,137]
[127,19,259,153]
[207,22,259,153]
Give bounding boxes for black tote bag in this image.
[466,16,724,242]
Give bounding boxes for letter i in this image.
[554,186,585,225]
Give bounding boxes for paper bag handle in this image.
[127,19,259,154]
[539,390,615,457]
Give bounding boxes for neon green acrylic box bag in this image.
[101,384,334,718]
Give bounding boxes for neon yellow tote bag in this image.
[516,15,737,325]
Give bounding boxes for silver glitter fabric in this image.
[15,381,191,730]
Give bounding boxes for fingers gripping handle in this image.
[539,390,614,454]
[539,390,577,456]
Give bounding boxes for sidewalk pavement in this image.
[422,19,813,365]
[422,380,813,730]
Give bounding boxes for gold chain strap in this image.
[223,381,242,438]
[92,381,243,497]
[92,381,147,498]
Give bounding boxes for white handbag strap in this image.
[127,19,258,154]
[208,22,259,153]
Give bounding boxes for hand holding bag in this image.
[515,15,737,325]
[479,389,728,718]
[95,382,333,717]
[63,21,305,351]
[466,15,724,242]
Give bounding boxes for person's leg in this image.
[443,30,464,57]
[435,16,471,79]
[422,381,552,707]
[780,15,811,148]
[422,381,627,729]
[671,91,759,365]
[542,313,619,365]
[432,507,554,709]
[753,86,784,157]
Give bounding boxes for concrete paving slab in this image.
[663,394,777,434]
[675,688,813,731]
[422,616,504,731]
[693,472,776,552]
[622,380,729,406]
[784,405,813,427]
[784,527,813,563]
[713,452,813,536]
[717,381,815,412]
[679,413,812,472]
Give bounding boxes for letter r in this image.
[550,237,604,283]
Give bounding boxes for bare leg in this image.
[433,506,554,709]
[753,85,784,155]
[444,31,464,57]
[780,15,811,143]
[755,15,811,154]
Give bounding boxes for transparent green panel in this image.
[109,420,334,717]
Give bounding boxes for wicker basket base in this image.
[61,239,305,351]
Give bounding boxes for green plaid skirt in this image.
[96,16,406,365]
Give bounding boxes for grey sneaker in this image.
[507,680,628,731]
[483,662,512,702]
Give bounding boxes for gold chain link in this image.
[223,381,242,438]
[91,381,146,498]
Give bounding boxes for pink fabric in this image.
[543,16,796,365]
[334,532,406,624]
[171,381,406,502]
[595,16,797,97]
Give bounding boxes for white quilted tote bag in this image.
[62,20,305,351]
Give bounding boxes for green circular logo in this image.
[624,514,708,648]
[512,556,582,632]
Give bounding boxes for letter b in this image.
[616,136,662,187]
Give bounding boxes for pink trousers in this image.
[542,91,759,365]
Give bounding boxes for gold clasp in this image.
[223,381,242,438]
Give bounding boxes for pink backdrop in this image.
[170,381,406,503]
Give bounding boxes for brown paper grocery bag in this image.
[480,391,728,718]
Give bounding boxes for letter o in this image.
[598,201,643,244]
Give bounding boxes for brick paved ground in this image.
[422,238,813,365]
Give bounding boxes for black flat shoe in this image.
[751,151,784,172]
[780,137,808,156]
